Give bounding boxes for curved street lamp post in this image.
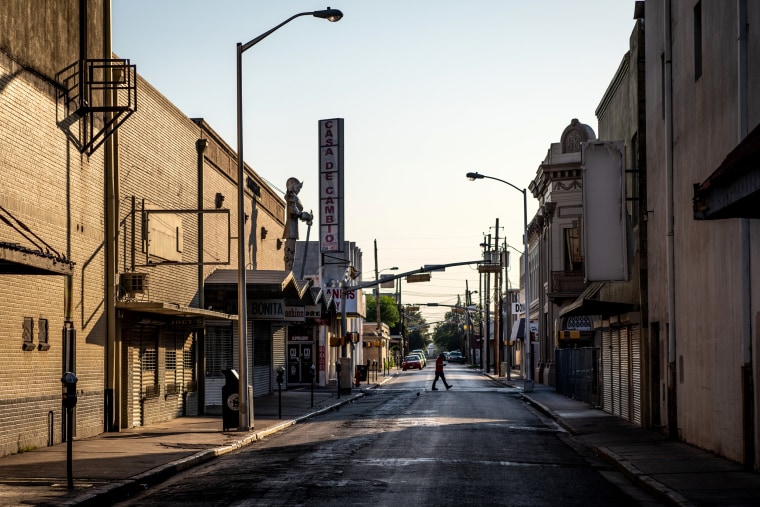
[236,8,343,430]
[466,172,532,384]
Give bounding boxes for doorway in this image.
[287,343,314,384]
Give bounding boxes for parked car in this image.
[402,355,423,371]
[411,349,427,367]
[448,351,466,364]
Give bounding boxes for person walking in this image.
[431,353,452,391]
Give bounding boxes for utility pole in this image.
[484,234,491,374]
[479,240,485,370]
[465,280,470,359]
[493,219,500,377]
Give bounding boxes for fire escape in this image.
[55,58,136,156]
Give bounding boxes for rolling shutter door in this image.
[206,324,233,409]
[272,325,287,391]
[602,329,612,413]
[612,329,621,416]
[631,325,642,425]
[620,327,630,421]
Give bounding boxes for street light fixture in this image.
[466,171,532,384]
[235,7,343,430]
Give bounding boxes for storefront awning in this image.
[0,243,75,276]
[204,269,310,299]
[693,122,760,220]
[559,282,634,318]
[509,318,538,340]
[116,301,237,321]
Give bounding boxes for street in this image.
[114,365,661,506]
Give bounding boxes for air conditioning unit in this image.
[120,272,148,294]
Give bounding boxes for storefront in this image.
[115,301,236,426]
[203,269,312,412]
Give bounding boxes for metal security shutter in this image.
[206,324,233,408]
[631,325,642,425]
[125,328,142,428]
[620,327,630,421]
[139,326,160,426]
[612,329,622,416]
[253,321,271,397]
[272,325,287,391]
[602,329,613,413]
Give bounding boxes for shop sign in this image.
[249,299,284,320]
[168,317,204,329]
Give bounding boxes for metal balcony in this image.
[548,270,586,300]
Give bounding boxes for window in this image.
[22,317,35,351]
[165,350,176,370]
[564,226,583,271]
[142,349,157,371]
[38,318,50,351]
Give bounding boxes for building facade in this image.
[645,0,760,468]
[529,119,596,387]
[0,0,314,455]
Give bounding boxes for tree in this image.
[403,310,429,352]
[433,310,470,353]
[364,294,400,329]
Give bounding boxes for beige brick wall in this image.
[0,48,107,454]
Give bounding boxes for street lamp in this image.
[466,171,532,384]
[235,7,343,430]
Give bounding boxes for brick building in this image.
[0,0,327,455]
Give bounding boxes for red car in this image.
[402,355,423,371]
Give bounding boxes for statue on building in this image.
[283,177,313,271]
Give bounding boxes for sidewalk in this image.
[492,373,760,507]
[0,381,379,507]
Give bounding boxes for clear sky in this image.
[112,1,637,324]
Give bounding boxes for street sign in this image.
[406,274,431,283]
[478,264,501,273]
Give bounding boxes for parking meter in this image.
[61,371,78,489]
[276,366,285,419]
[61,372,78,408]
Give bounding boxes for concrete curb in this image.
[517,389,693,507]
[593,446,695,507]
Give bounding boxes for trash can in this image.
[222,369,239,431]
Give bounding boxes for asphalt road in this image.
[114,364,662,506]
